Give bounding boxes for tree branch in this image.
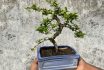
[52,15,64,39]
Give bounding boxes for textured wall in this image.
[0,0,104,70]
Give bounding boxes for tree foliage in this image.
[26,0,85,50]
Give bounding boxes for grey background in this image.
[0,0,104,70]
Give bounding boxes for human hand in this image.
[30,58,101,70]
[30,58,38,70]
[77,58,101,70]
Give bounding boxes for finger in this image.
[30,58,38,70]
[78,57,86,65]
[76,58,86,70]
[34,58,38,64]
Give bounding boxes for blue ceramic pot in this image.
[37,45,80,70]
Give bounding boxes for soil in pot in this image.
[40,47,76,57]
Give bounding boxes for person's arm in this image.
[31,58,103,70]
[85,62,103,70]
[77,58,103,70]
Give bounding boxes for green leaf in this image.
[74,31,85,38]
[46,0,59,7]
[51,23,57,28]
[46,0,52,3]
[65,7,68,12]
[42,18,51,26]
[42,9,53,15]
[31,48,35,51]
[51,0,58,7]
[36,26,49,34]
[31,4,38,10]
[68,13,78,22]
[54,7,61,14]
[72,24,80,31]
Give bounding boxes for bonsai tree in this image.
[26,0,85,52]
